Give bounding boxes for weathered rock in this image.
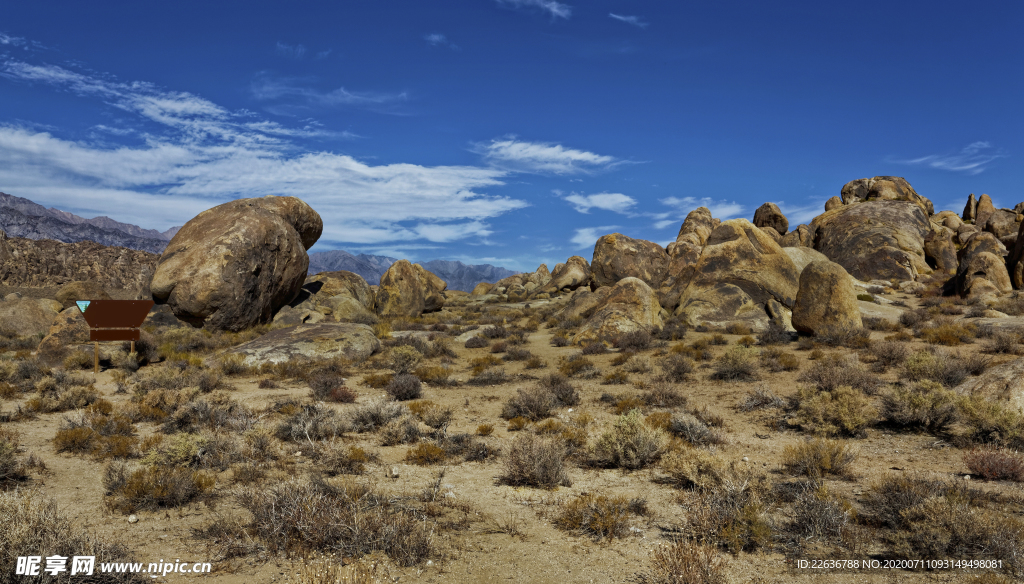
[857,300,904,324]
[811,201,931,282]
[975,194,996,229]
[572,278,663,345]
[963,193,978,223]
[151,196,322,331]
[1009,220,1024,289]
[0,298,62,337]
[375,260,447,318]
[924,227,958,274]
[659,208,719,310]
[526,264,552,288]
[668,207,716,252]
[1016,202,1024,215]
[824,196,843,212]
[753,202,789,236]
[297,270,376,323]
[507,283,529,303]
[55,281,112,311]
[0,236,157,291]
[470,282,493,296]
[791,260,862,335]
[956,222,979,246]
[782,246,831,276]
[675,219,799,329]
[543,256,591,293]
[224,323,380,365]
[954,356,1024,414]
[36,306,90,363]
[981,209,1019,239]
[958,232,1007,263]
[958,252,1012,299]
[840,176,933,214]
[304,271,374,310]
[0,229,11,263]
[779,224,815,248]
[591,233,669,289]
[554,287,612,322]
[759,226,782,243]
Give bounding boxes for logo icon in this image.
[76,301,91,313]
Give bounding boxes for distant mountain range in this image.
[307,250,519,292]
[0,192,519,291]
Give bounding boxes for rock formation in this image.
[791,260,861,335]
[375,260,447,318]
[955,232,1011,299]
[591,233,669,289]
[974,194,995,229]
[55,281,111,311]
[0,233,157,292]
[0,297,61,338]
[659,207,717,310]
[779,224,815,248]
[571,278,663,345]
[225,323,381,365]
[543,256,592,294]
[839,176,933,214]
[963,193,978,223]
[752,202,789,236]
[1009,220,1024,290]
[150,196,322,331]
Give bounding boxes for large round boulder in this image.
[572,278,663,345]
[375,260,447,318]
[150,196,322,331]
[957,252,1012,300]
[591,233,669,289]
[752,202,789,236]
[963,193,978,223]
[0,298,62,338]
[975,194,996,229]
[659,208,718,310]
[981,209,1020,239]
[55,281,111,311]
[791,260,862,335]
[36,306,90,364]
[470,282,493,296]
[810,200,931,282]
[824,196,843,212]
[779,224,815,248]
[675,219,799,329]
[543,256,591,293]
[782,246,831,276]
[955,356,1024,414]
[924,227,958,274]
[840,176,933,214]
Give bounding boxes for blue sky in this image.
[0,1,1021,271]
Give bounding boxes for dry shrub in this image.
[669,413,727,447]
[993,293,1024,316]
[503,347,533,362]
[738,385,785,411]
[725,323,752,336]
[362,373,393,389]
[863,316,901,332]
[541,373,581,407]
[661,448,729,490]
[557,353,599,379]
[781,439,857,478]
[863,473,984,529]
[963,447,1024,481]
[758,346,799,372]
[580,341,609,355]
[316,442,377,476]
[481,324,508,339]
[464,336,488,349]
[612,394,645,415]
[955,395,1024,449]
[387,346,422,375]
[476,424,493,436]
[0,491,139,584]
[490,340,508,354]
[790,482,855,542]
[985,331,1024,355]
[385,374,422,401]
[613,330,653,352]
[506,417,529,431]
[816,325,871,349]
[660,353,695,382]
[277,403,349,442]
[500,433,571,488]
[684,470,774,554]
[798,355,882,394]
[467,367,510,386]
[104,461,215,513]
[591,409,667,469]
[404,443,447,465]
[793,385,876,437]
[550,332,570,347]
[0,433,23,484]
[756,322,793,346]
[501,386,555,421]
[869,340,909,371]
[643,541,727,584]
[602,370,629,385]
[234,477,433,566]
[554,494,644,540]
[379,415,421,446]
[53,407,139,459]
[901,349,978,387]
[524,356,546,369]
[920,320,976,346]
[308,371,349,401]
[161,397,256,435]
[642,381,687,408]
[880,381,958,433]
[709,348,758,381]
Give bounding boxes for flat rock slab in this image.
[967,317,1024,333]
[226,323,380,365]
[857,300,904,323]
[955,356,1024,413]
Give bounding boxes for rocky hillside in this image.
[307,250,518,292]
[419,259,519,292]
[0,230,158,291]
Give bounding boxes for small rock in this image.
[128,514,139,524]
[741,456,749,462]
[964,475,971,481]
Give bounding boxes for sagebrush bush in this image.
[660,354,695,382]
[500,433,571,488]
[869,340,909,371]
[554,494,645,540]
[901,349,978,387]
[501,386,555,421]
[955,395,1024,448]
[738,385,785,411]
[798,355,882,394]
[709,348,758,381]
[793,385,876,437]
[668,413,726,447]
[591,409,667,469]
[863,473,982,529]
[756,322,792,346]
[920,320,977,346]
[387,346,422,374]
[404,442,447,465]
[661,447,729,490]
[104,461,215,513]
[880,381,958,433]
[385,374,422,401]
[790,482,855,542]
[644,541,727,584]
[613,330,652,352]
[781,438,857,478]
[758,346,799,372]
[641,382,687,408]
[557,353,599,378]
[963,447,1024,481]
[379,414,421,446]
[277,403,349,441]
[464,336,488,349]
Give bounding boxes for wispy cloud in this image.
[655,197,745,229]
[571,226,617,249]
[0,59,527,244]
[424,33,459,50]
[275,42,307,59]
[891,141,1007,175]
[477,137,618,174]
[495,0,571,19]
[609,13,648,28]
[0,33,26,46]
[250,74,409,114]
[563,191,636,214]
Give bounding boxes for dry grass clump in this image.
[868,340,909,371]
[234,477,434,566]
[919,318,977,346]
[985,330,1024,355]
[618,353,650,372]
[709,348,758,381]
[660,353,695,382]
[591,409,667,469]
[580,341,609,355]
[863,316,901,332]
[464,336,488,349]
[308,371,352,401]
[386,346,422,375]
[476,424,494,436]
[642,540,727,584]
[0,431,25,484]
[362,372,393,389]
[613,330,653,352]
[404,442,447,465]
[641,381,687,408]
[161,397,257,435]
[758,346,799,372]
[385,374,422,401]
[955,395,1024,449]
[25,370,99,413]
[277,403,350,442]
[815,325,871,349]
[557,353,599,379]
[963,447,1024,481]
[524,356,547,369]
[103,460,215,513]
[314,442,376,476]
[553,493,647,540]
[0,491,139,583]
[789,482,856,543]
[661,447,730,490]
[756,322,793,346]
[781,439,857,478]
[901,349,985,387]
[499,433,571,488]
[467,367,510,386]
[501,375,579,421]
[668,413,727,447]
[862,473,983,529]
[738,385,785,411]
[685,470,774,554]
[793,385,876,437]
[993,293,1024,316]
[879,381,958,433]
[502,346,533,362]
[132,360,224,393]
[378,415,421,446]
[797,355,882,394]
[53,403,139,459]
[602,370,629,384]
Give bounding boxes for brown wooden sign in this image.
[78,300,154,342]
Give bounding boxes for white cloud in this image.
[275,42,307,59]
[0,33,25,46]
[892,141,1007,175]
[655,197,745,229]
[0,60,528,244]
[495,0,571,19]
[777,201,827,226]
[563,192,636,214]
[570,226,617,250]
[251,74,408,112]
[478,137,618,174]
[609,13,648,28]
[423,33,459,49]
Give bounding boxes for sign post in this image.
[77,300,154,374]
